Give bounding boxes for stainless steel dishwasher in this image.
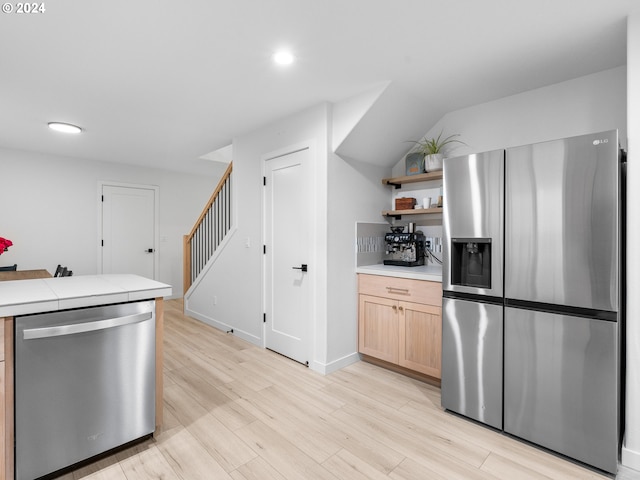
[15,300,156,480]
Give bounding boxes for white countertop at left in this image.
[0,274,172,317]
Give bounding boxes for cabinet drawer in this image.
[358,274,442,306]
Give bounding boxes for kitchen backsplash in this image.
[356,222,443,267]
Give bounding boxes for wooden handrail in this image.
[183,162,233,295]
[187,161,233,240]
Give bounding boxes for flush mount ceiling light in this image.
[273,50,295,66]
[48,122,82,134]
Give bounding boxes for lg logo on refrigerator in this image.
[593,139,609,145]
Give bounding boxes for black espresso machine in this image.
[383,225,426,267]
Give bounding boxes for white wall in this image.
[185,102,392,374]
[0,147,219,295]
[185,105,331,365]
[327,149,391,369]
[623,13,640,472]
[186,66,628,380]
[392,66,627,176]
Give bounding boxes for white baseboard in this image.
[309,352,360,375]
[622,436,640,473]
[182,306,360,376]
[185,307,262,347]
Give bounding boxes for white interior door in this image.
[264,148,311,365]
[101,184,157,279]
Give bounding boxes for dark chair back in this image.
[54,265,73,277]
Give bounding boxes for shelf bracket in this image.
[387,182,402,190]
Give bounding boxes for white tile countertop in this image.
[356,263,442,282]
[0,274,172,317]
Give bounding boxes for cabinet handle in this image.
[386,287,409,295]
[398,306,404,312]
[392,305,397,311]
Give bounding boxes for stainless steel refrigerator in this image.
[441,130,623,474]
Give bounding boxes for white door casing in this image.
[99,183,158,279]
[263,148,312,365]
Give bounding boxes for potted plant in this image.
[411,131,465,172]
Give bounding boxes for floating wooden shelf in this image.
[382,207,443,219]
[382,171,443,188]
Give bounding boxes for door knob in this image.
[292,264,308,272]
[145,248,154,253]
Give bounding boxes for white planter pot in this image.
[424,153,444,172]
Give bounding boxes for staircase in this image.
[183,162,232,294]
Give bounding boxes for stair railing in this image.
[183,162,232,294]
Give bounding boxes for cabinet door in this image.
[399,301,441,378]
[358,295,399,364]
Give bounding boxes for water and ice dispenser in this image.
[450,238,492,289]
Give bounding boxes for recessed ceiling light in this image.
[48,122,82,134]
[273,50,295,66]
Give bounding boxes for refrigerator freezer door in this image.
[505,130,619,311]
[441,297,503,429]
[504,307,619,474]
[443,150,504,298]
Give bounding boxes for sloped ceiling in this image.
[0,0,638,175]
[333,82,442,167]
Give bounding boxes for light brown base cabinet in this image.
[358,274,442,380]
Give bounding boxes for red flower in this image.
[0,237,13,255]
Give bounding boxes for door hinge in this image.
[101,240,104,247]
[263,313,266,323]
[101,195,104,202]
[263,245,266,254]
[263,176,266,186]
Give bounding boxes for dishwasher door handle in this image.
[23,311,153,340]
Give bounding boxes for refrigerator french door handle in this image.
[504,298,618,322]
[23,311,153,340]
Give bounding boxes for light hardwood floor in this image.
[57,298,625,480]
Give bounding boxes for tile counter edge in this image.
[0,274,172,317]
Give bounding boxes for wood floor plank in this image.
[234,420,337,480]
[480,452,555,480]
[400,401,607,480]
[165,364,235,411]
[328,364,423,410]
[321,448,391,480]
[229,456,287,480]
[45,299,624,480]
[333,401,492,470]
[322,414,407,475]
[388,457,450,480]
[162,382,209,427]
[113,440,180,480]
[186,413,258,472]
[155,427,233,480]
[233,385,343,464]
[70,457,128,480]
